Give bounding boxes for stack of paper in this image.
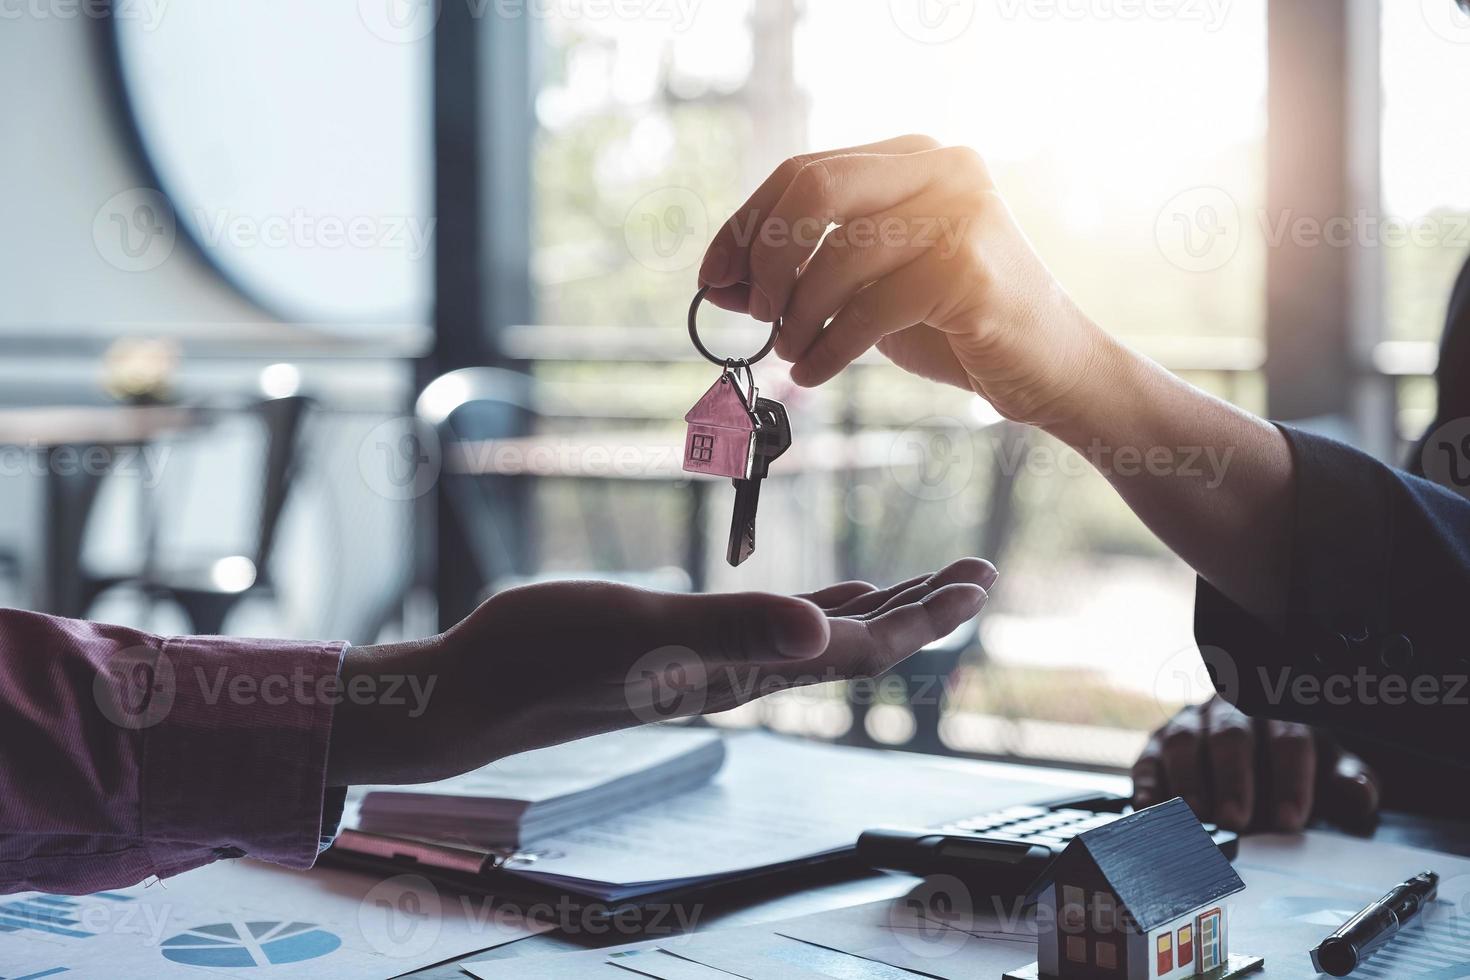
[354,726,726,848]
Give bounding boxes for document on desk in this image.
[777,883,1036,978]
[489,731,1074,901]
[0,857,549,980]
[462,932,944,980]
[660,930,942,980]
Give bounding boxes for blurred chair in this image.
[82,394,312,635]
[844,421,1028,755]
[415,367,689,604]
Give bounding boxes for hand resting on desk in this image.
[326,557,997,786]
[1131,695,1380,834]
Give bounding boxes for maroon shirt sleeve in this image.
[0,609,345,895]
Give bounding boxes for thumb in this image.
[662,591,831,662]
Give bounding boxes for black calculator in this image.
[857,797,1238,904]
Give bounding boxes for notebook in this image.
[351,725,726,848]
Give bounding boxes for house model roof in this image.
[684,373,755,427]
[1069,797,1245,932]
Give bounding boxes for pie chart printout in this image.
[159,920,343,967]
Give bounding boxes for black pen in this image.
[1310,870,1439,977]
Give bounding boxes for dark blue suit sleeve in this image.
[1194,425,1470,764]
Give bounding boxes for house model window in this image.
[688,434,715,463]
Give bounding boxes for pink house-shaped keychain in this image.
[683,371,757,480]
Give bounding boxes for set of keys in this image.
[681,286,792,566]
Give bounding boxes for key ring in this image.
[688,284,779,367]
[724,357,756,405]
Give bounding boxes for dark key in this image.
[726,396,792,566]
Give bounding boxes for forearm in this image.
[1043,330,1296,627]
[0,610,344,893]
[325,636,444,787]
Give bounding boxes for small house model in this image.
[683,372,757,480]
[1006,798,1262,980]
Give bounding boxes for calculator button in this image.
[996,806,1048,820]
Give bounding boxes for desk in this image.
[0,404,198,616]
[407,809,1470,977]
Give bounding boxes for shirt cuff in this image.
[138,635,347,871]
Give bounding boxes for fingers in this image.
[827,558,997,618]
[660,591,832,663]
[1132,737,1167,810]
[1264,719,1317,831]
[798,580,878,611]
[827,571,932,617]
[791,252,947,387]
[1157,706,1207,817]
[1320,748,1381,830]
[834,581,989,677]
[716,580,988,716]
[859,558,998,620]
[775,195,941,360]
[655,560,993,669]
[700,134,943,291]
[1202,700,1255,831]
[750,147,982,323]
[876,326,974,391]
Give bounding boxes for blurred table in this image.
[0,404,199,616]
[449,428,906,589]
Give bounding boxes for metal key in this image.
[726,396,792,566]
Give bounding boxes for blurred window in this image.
[1381,2,1470,344]
[112,2,432,326]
